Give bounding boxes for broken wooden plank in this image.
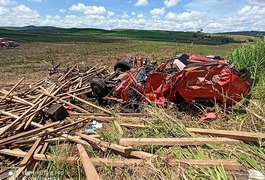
[39,90,90,113]
[77,144,101,180]
[187,128,265,142]
[120,123,147,129]
[58,64,76,81]
[0,121,59,146]
[61,134,92,148]
[119,137,241,146]
[68,93,113,115]
[0,100,42,136]
[0,149,240,170]
[168,159,241,171]
[0,77,24,103]
[69,116,147,123]
[19,138,42,166]
[11,138,42,179]
[77,132,156,159]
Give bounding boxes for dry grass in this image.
[0,40,237,85]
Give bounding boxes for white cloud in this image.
[0,4,40,26]
[165,11,203,20]
[0,1,265,33]
[150,7,165,16]
[69,3,106,15]
[59,8,66,13]
[238,5,252,14]
[135,0,148,6]
[121,12,130,18]
[137,13,144,18]
[238,5,265,15]
[27,0,42,2]
[12,4,39,18]
[0,6,8,15]
[247,0,265,6]
[164,0,179,8]
[107,11,115,17]
[165,12,175,19]
[0,0,15,6]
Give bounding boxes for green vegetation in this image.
[228,37,265,98]
[0,27,250,44]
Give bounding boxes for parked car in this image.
[0,38,20,48]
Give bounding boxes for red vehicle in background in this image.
[90,54,254,107]
[0,38,20,48]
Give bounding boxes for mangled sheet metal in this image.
[91,54,254,107]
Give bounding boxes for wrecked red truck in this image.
[90,54,254,108]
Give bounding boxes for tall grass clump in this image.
[228,37,265,96]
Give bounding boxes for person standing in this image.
[137,57,143,68]
[129,57,133,66]
[143,57,148,66]
[134,57,137,67]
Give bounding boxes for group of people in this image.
[116,57,149,68]
[128,57,148,68]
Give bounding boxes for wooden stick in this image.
[119,137,241,146]
[120,123,147,128]
[30,142,49,171]
[19,138,42,166]
[168,159,241,171]
[68,116,146,123]
[0,89,34,106]
[58,64,76,81]
[77,144,101,180]
[0,100,41,136]
[118,113,149,117]
[76,132,157,159]
[0,149,240,170]
[69,112,109,117]
[58,86,91,97]
[68,94,113,115]
[10,138,42,179]
[187,128,265,142]
[0,121,59,146]
[0,77,24,103]
[0,96,31,106]
[77,132,155,159]
[38,90,90,113]
[30,121,95,149]
[61,134,92,148]
[69,112,149,118]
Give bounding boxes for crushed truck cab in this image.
[90,54,254,107]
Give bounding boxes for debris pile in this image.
[0,61,263,179]
[90,54,254,109]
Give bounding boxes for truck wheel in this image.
[90,78,108,97]
[114,61,131,72]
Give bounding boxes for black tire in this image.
[114,61,131,72]
[90,78,108,97]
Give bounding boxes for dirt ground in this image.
[0,40,236,85]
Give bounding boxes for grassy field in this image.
[1,27,253,43]
[0,28,264,179]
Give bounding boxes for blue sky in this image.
[0,0,265,32]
